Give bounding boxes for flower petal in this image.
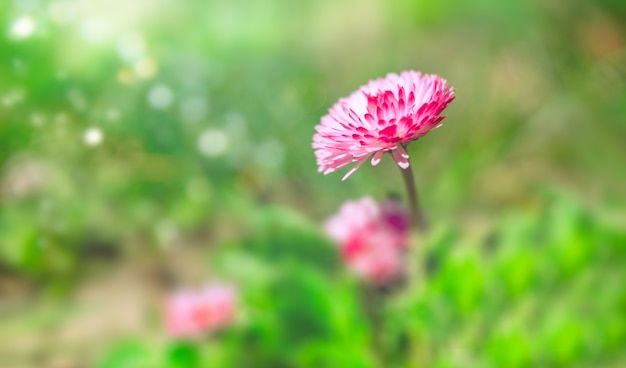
[391,149,410,169]
[371,150,384,166]
[342,157,368,181]
[312,70,454,179]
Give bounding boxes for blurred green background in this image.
[1,0,625,367]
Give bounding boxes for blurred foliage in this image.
[96,193,626,367]
[0,0,625,366]
[1,0,625,280]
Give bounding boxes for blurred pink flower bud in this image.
[165,283,237,338]
[325,197,410,284]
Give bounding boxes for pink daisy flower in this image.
[313,71,455,180]
[165,283,237,338]
[325,197,410,284]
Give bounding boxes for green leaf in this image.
[97,340,151,368]
[166,341,201,368]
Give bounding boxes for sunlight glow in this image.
[117,33,146,62]
[79,16,111,43]
[48,1,77,24]
[9,16,36,40]
[83,127,103,146]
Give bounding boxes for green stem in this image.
[399,161,429,232]
[362,285,384,364]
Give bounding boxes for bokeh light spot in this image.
[30,113,45,127]
[117,33,146,63]
[117,68,135,84]
[2,90,25,107]
[155,220,178,248]
[83,127,103,146]
[198,129,229,157]
[148,84,174,109]
[48,1,76,24]
[105,108,121,122]
[80,17,111,43]
[134,58,157,79]
[9,16,36,40]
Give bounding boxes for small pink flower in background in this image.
[165,283,237,338]
[325,197,410,284]
[379,198,411,235]
[313,71,455,180]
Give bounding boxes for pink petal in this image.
[371,150,384,166]
[391,149,410,169]
[312,70,454,179]
[342,157,368,181]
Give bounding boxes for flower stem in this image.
[399,162,429,232]
[361,286,383,363]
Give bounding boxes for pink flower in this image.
[165,283,237,338]
[325,197,410,284]
[313,71,455,180]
